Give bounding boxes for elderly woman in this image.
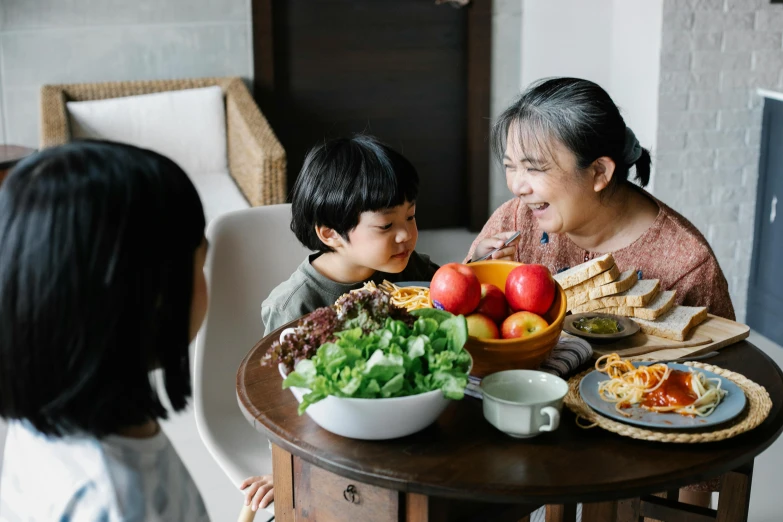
[468,77,733,320]
[468,77,733,505]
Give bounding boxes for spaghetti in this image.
[594,353,727,417]
[356,280,432,312]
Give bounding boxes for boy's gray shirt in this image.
[261,251,439,336]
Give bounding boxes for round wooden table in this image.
[237,326,783,522]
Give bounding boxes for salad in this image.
[263,289,414,373]
[263,290,472,415]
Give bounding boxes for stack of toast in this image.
[553,254,707,341]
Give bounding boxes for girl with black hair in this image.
[0,141,209,521]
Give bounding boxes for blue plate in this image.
[579,362,747,430]
[396,281,430,288]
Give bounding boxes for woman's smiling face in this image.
[503,122,597,235]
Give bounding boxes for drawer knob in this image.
[343,484,359,504]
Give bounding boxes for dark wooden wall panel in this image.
[253,0,491,230]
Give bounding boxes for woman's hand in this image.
[472,231,520,262]
[239,475,274,511]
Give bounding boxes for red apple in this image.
[430,263,481,315]
[466,313,500,339]
[475,283,509,324]
[501,311,549,339]
[505,264,556,315]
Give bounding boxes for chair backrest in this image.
[193,204,311,483]
[66,86,228,178]
[40,77,236,148]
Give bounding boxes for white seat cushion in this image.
[67,87,249,220]
[189,171,250,223]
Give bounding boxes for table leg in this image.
[616,498,641,522]
[406,493,429,522]
[545,504,577,522]
[582,501,618,522]
[270,444,295,522]
[717,461,754,522]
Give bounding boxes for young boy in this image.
[241,136,441,513]
[261,134,440,335]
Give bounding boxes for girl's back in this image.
[0,141,210,521]
[2,422,207,521]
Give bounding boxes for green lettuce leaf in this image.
[283,308,471,414]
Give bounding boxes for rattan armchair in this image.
[40,77,286,206]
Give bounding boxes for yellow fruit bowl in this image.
[464,260,567,378]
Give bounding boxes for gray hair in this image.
[492,77,651,188]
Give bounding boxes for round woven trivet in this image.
[564,361,773,443]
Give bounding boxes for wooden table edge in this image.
[236,339,783,505]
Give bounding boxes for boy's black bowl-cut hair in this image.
[290,135,419,252]
[0,140,205,437]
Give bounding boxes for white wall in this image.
[521,0,614,90]
[490,0,524,212]
[610,0,663,190]
[513,0,663,186]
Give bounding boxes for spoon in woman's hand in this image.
[471,231,521,262]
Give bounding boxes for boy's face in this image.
[342,201,418,274]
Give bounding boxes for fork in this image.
[471,231,521,262]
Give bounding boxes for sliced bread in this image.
[634,305,708,341]
[565,268,633,310]
[633,290,677,320]
[571,279,660,312]
[585,304,635,318]
[587,290,677,321]
[590,279,660,308]
[553,253,615,290]
[569,298,607,314]
[588,269,638,300]
[566,290,592,310]
[564,264,621,298]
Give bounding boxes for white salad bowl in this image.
[277,327,469,440]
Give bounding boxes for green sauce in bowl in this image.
[572,316,621,335]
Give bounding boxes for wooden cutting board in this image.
[591,314,750,361]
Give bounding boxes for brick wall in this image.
[655,0,783,322]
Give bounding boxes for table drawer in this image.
[294,456,398,522]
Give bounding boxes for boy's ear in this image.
[315,225,345,249]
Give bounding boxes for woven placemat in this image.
[564,361,773,443]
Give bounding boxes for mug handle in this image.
[539,407,560,432]
[279,327,297,343]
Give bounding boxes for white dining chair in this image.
[194,204,311,521]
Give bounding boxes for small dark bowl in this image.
[563,312,640,344]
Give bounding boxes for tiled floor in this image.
[2,228,781,520]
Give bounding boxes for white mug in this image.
[480,370,569,439]
[278,327,296,344]
[277,327,297,376]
